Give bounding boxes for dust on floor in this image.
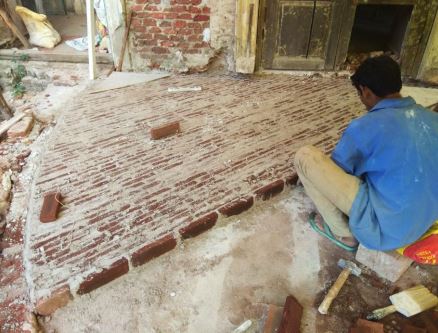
[40,187,438,333]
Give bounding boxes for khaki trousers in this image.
[294,145,361,237]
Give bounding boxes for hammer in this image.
[318,259,362,314]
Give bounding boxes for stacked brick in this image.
[131,0,211,67]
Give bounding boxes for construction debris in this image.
[167,86,202,92]
[7,115,34,138]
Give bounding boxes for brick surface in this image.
[150,120,181,140]
[35,286,72,315]
[131,234,177,267]
[25,74,363,299]
[255,179,285,201]
[39,192,62,223]
[179,211,218,238]
[355,244,413,282]
[278,295,303,333]
[218,197,253,217]
[77,258,129,295]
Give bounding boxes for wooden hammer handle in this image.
[318,268,351,314]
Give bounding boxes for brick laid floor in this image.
[26,74,363,303]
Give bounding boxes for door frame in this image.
[334,0,438,77]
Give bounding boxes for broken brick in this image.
[218,197,253,217]
[179,212,218,239]
[40,192,62,223]
[131,234,177,267]
[77,258,129,295]
[350,319,384,333]
[262,304,284,333]
[278,295,303,333]
[255,180,284,201]
[150,121,180,140]
[7,116,34,138]
[35,286,72,316]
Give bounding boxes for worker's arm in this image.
[331,122,366,176]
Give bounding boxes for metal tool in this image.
[318,259,362,314]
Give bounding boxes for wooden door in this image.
[261,0,344,70]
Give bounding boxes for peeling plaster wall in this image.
[209,0,236,71]
[419,13,438,83]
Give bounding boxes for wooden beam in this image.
[0,90,13,120]
[116,10,132,72]
[0,9,30,48]
[86,0,97,80]
[235,0,259,74]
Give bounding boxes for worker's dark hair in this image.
[350,55,402,98]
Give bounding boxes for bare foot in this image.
[314,213,359,247]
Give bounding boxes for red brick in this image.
[178,13,192,19]
[131,234,177,267]
[40,192,62,223]
[193,14,209,21]
[35,286,72,315]
[159,20,172,27]
[151,46,170,54]
[150,121,180,139]
[149,26,162,33]
[218,197,253,217]
[202,6,210,14]
[143,18,157,26]
[179,212,218,239]
[402,325,427,333]
[164,12,178,19]
[278,295,303,333]
[187,22,201,29]
[262,304,283,333]
[254,180,284,200]
[174,20,187,28]
[77,258,129,295]
[350,319,384,333]
[149,12,165,19]
[189,6,201,13]
[191,0,201,4]
[188,34,202,42]
[161,41,175,47]
[171,5,187,12]
[285,173,299,186]
[7,116,34,138]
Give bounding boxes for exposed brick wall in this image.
[130,0,212,70]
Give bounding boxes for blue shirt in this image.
[331,97,438,251]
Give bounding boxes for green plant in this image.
[9,54,29,98]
